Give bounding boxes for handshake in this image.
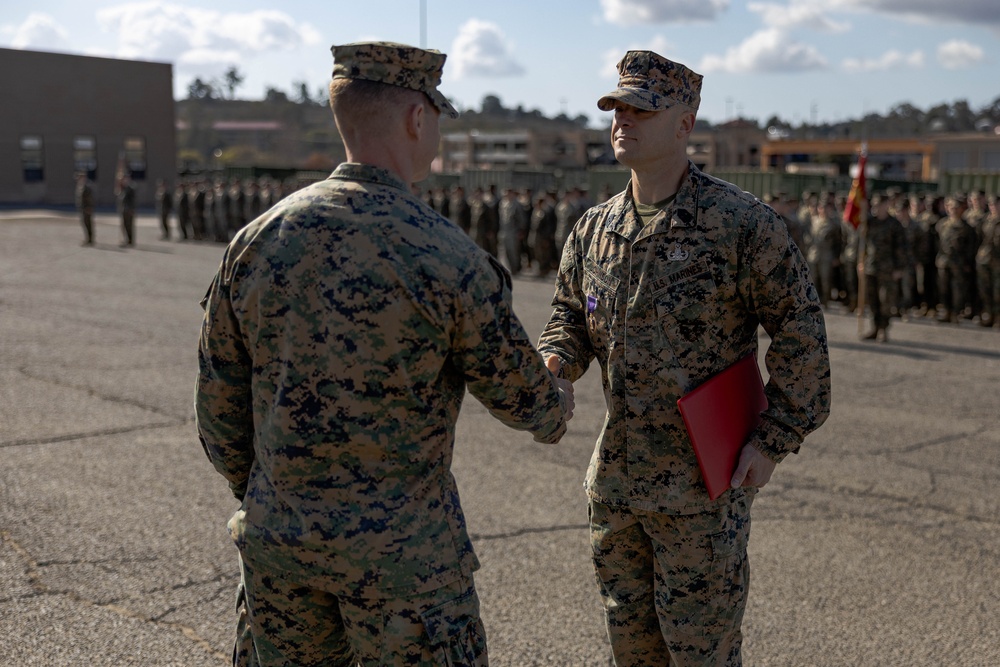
[545,355,575,421]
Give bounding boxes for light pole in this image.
[420,0,427,49]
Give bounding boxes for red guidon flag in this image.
[843,146,867,229]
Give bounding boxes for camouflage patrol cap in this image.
[598,50,702,112]
[331,41,459,118]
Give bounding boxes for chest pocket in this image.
[582,258,620,359]
[654,267,725,357]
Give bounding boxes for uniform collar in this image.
[603,161,701,243]
[330,162,410,193]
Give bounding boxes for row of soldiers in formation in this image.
[154,177,602,270]
[154,176,298,243]
[774,188,1000,330]
[146,174,1000,330]
[418,184,606,279]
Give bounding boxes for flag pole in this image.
[844,142,868,335]
[857,213,867,336]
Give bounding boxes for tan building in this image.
[0,48,175,208]
[438,126,610,173]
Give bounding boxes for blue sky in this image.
[2,0,998,127]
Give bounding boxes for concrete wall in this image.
[0,48,175,208]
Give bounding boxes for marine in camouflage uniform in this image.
[936,196,978,323]
[858,194,907,342]
[976,194,1000,327]
[75,172,95,245]
[117,176,136,247]
[908,194,937,316]
[538,51,831,667]
[196,41,574,667]
[498,188,527,275]
[965,190,990,321]
[804,199,843,307]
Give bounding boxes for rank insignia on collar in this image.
[667,246,689,261]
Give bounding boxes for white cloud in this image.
[8,12,70,50]
[600,0,730,26]
[830,0,1000,29]
[937,40,984,69]
[700,28,827,73]
[96,2,320,68]
[748,1,850,31]
[842,49,924,72]
[450,19,525,78]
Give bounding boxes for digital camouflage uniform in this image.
[498,193,527,275]
[805,208,843,306]
[936,214,977,321]
[118,180,136,246]
[538,50,831,667]
[915,203,941,312]
[75,178,94,245]
[196,42,567,667]
[858,210,907,335]
[977,207,1000,325]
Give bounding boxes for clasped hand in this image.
[545,356,575,421]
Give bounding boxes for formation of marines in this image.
[768,188,1000,333]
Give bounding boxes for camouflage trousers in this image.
[233,556,488,667]
[977,263,1000,320]
[864,273,896,330]
[590,495,753,667]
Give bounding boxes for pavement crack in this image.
[470,523,588,541]
[867,424,992,457]
[0,530,227,661]
[0,420,191,448]
[769,477,998,526]
[16,365,184,420]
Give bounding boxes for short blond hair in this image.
[328,78,427,133]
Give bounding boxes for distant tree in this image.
[573,113,590,127]
[224,66,245,99]
[983,97,1000,121]
[884,103,925,136]
[187,77,217,100]
[926,104,951,132]
[949,100,976,132]
[481,94,504,115]
[294,81,313,105]
[264,87,290,104]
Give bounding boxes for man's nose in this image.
[614,109,634,126]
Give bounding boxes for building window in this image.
[21,135,44,182]
[74,136,98,181]
[983,151,1000,170]
[123,136,147,181]
[941,150,967,171]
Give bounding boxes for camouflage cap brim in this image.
[427,89,459,119]
[597,87,673,112]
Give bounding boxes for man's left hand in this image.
[730,444,777,490]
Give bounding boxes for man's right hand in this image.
[546,356,574,421]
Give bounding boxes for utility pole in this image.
[420,0,427,49]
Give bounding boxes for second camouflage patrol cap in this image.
[331,41,459,118]
[597,50,703,112]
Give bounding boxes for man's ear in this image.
[405,101,425,140]
[677,109,696,138]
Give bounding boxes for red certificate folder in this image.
[677,354,768,500]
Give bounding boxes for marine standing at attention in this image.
[538,50,831,666]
